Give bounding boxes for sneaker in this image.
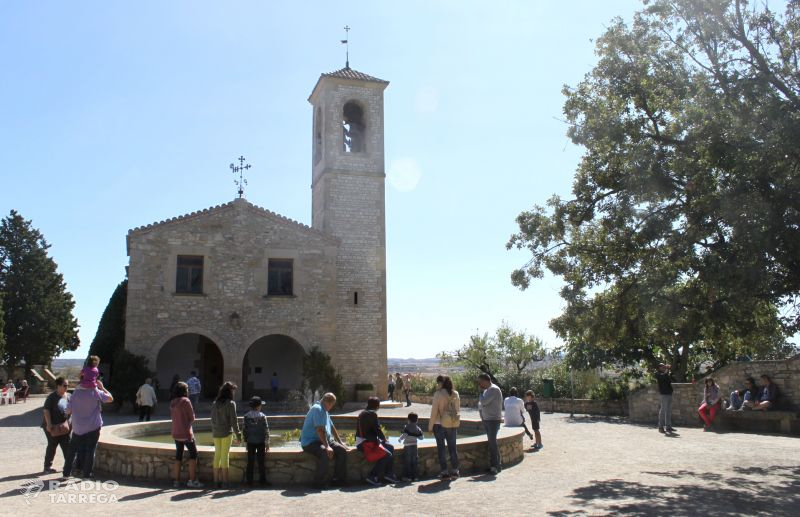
[186,480,204,488]
[365,476,381,487]
[449,469,459,479]
[658,427,666,433]
[666,427,675,433]
[400,477,412,482]
[173,481,182,489]
[43,467,57,474]
[383,474,400,483]
[536,444,543,450]
[438,471,450,481]
[488,467,499,475]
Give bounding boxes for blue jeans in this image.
[402,444,418,479]
[433,425,458,473]
[63,428,101,477]
[729,391,742,410]
[483,420,501,470]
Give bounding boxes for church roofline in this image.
[126,198,339,254]
[308,66,389,101]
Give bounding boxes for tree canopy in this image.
[508,0,799,381]
[89,280,127,370]
[439,323,547,388]
[0,210,79,370]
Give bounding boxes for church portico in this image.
[242,334,305,400]
[155,332,224,399]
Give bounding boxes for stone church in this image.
[124,67,389,401]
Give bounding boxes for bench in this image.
[717,409,798,434]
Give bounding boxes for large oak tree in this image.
[508,0,799,381]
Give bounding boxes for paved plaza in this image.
[0,396,797,516]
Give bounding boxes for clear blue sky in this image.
[0,1,641,360]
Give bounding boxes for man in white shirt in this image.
[503,387,533,440]
[135,378,158,422]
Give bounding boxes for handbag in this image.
[357,414,388,462]
[50,421,71,437]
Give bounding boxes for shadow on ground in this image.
[548,465,800,516]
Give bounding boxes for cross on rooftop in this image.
[230,155,251,199]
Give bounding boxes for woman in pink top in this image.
[170,382,203,488]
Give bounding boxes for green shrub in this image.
[302,347,345,406]
[106,349,153,410]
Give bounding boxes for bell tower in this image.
[308,67,389,398]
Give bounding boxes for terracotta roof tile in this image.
[321,66,388,84]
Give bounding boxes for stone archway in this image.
[156,333,223,399]
[242,335,305,400]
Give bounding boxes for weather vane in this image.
[230,155,251,198]
[341,25,350,68]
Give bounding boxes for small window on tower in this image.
[354,291,358,305]
[176,255,204,294]
[314,107,323,165]
[342,101,365,153]
[268,259,294,296]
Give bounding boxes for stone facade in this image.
[125,68,391,400]
[95,416,524,484]
[629,357,800,433]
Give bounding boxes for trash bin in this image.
[542,378,555,398]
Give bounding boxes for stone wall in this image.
[95,416,524,484]
[408,394,627,416]
[544,398,628,416]
[629,356,800,431]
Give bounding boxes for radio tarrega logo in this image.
[19,478,119,505]
[19,478,44,505]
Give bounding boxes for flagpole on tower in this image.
[341,25,350,68]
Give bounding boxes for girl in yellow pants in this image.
[210,382,241,488]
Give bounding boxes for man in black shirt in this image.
[656,364,675,433]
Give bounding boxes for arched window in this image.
[314,107,323,165]
[342,101,365,153]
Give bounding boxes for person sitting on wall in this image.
[356,396,398,486]
[742,374,779,411]
[727,377,757,411]
[698,377,721,431]
[300,392,349,488]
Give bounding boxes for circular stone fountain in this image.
[95,415,524,484]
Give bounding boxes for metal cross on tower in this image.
[230,155,251,198]
[341,25,350,68]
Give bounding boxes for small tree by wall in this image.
[302,347,344,406]
[106,349,153,410]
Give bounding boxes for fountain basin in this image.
[95,415,524,484]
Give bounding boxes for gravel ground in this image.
[0,395,797,516]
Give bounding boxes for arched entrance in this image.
[156,333,223,399]
[242,335,305,400]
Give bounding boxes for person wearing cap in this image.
[656,363,675,433]
[242,396,270,486]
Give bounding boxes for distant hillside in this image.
[52,358,86,368]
